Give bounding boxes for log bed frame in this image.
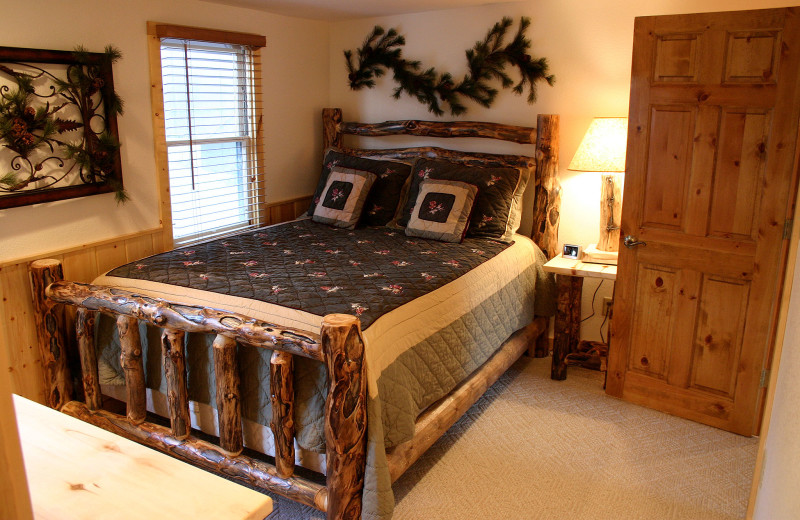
[29,108,560,519]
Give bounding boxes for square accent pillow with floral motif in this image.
[405,179,478,243]
[312,167,376,229]
[397,158,522,241]
[308,149,412,226]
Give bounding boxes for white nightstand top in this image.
[543,255,618,280]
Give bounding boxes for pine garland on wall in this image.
[344,17,555,116]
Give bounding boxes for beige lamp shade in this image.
[569,117,628,260]
[568,117,628,172]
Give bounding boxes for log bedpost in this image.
[530,114,560,359]
[213,335,243,456]
[323,108,343,150]
[531,113,561,260]
[117,316,146,424]
[322,314,367,520]
[527,316,550,358]
[76,308,102,410]
[162,328,190,439]
[29,259,72,409]
[270,350,296,479]
[531,334,551,358]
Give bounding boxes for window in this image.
[149,24,265,246]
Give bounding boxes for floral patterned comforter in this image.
[107,219,511,329]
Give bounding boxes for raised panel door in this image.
[607,8,800,435]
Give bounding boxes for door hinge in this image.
[783,219,793,240]
[760,369,770,388]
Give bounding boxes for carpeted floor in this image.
[264,356,759,520]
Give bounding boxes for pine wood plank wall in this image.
[0,311,33,519]
[0,195,311,404]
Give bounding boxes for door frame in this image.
[746,142,800,516]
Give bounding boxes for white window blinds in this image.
[160,38,262,246]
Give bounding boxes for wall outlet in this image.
[602,297,613,316]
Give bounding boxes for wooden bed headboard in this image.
[321,108,561,259]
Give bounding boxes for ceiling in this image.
[199,0,512,21]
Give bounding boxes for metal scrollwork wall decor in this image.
[0,45,125,209]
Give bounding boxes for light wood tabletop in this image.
[13,394,273,520]
[542,255,617,280]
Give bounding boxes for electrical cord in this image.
[599,304,610,343]
[580,279,605,323]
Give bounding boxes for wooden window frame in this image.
[146,22,265,249]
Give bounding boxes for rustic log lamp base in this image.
[598,174,621,254]
[561,173,619,373]
[582,173,622,264]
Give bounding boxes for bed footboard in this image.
[29,259,366,520]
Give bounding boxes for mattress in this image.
[91,219,554,519]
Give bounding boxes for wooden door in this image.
[607,8,800,436]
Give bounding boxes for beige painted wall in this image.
[328,0,799,342]
[0,0,329,263]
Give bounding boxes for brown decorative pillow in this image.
[405,179,478,243]
[312,167,376,229]
[308,149,412,227]
[398,158,521,241]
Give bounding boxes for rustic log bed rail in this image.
[30,109,560,520]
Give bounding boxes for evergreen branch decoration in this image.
[345,17,554,116]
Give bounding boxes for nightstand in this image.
[543,255,617,380]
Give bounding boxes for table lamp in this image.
[567,117,628,264]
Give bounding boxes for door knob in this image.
[623,235,647,248]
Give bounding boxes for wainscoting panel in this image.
[0,195,310,403]
[0,228,164,403]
